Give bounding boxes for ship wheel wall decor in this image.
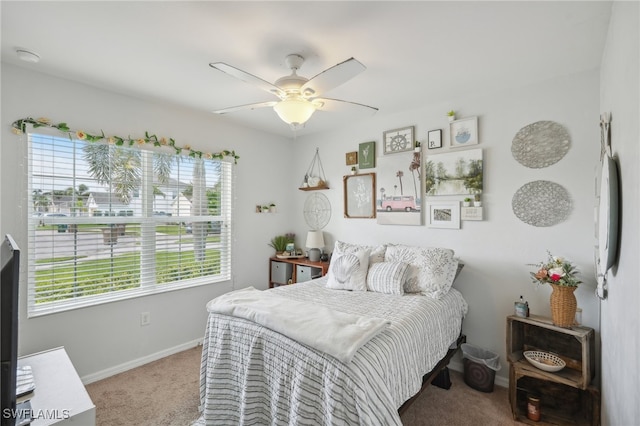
[300,148,329,190]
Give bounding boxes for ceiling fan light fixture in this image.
[273,98,316,126]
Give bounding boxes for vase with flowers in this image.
[530,251,582,327]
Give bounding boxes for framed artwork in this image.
[383,126,415,154]
[376,151,422,226]
[450,116,479,147]
[358,141,375,169]
[427,201,460,229]
[424,148,483,196]
[427,129,442,149]
[346,151,358,166]
[343,172,376,218]
[461,206,483,221]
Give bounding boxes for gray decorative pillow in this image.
[385,244,458,298]
[366,261,409,295]
[325,248,370,291]
[334,241,386,267]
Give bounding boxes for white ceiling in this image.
[1,1,612,139]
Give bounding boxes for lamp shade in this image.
[273,98,316,126]
[305,231,324,262]
[305,230,325,249]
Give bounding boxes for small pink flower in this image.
[183,144,191,151]
[204,153,212,159]
[159,137,168,146]
[136,138,146,145]
[76,131,87,140]
[107,137,115,144]
[550,274,562,282]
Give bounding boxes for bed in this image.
[195,243,468,426]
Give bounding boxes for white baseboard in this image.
[81,338,202,385]
[448,360,508,388]
[82,341,509,389]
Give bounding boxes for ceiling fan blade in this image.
[313,98,378,114]
[300,58,366,98]
[209,62,284,98]
[212,101,278,115]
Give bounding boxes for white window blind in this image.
[27,133,233,316]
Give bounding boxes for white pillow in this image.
[384,244,458,298]
[334,241,386,267]
[325,248,371,291]
[366,261,409,295]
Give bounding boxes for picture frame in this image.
[427,201,460,229]
[358,141,376,169]
[376,151,422,226]
[427,129,442,149]
[450,116,479,147]
[461,206,483,221]
[383,126,415,154]
[343,172,376,218]
[424,148,483,196]
[345,151,358,166]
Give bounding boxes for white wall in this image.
[599,2,640,425]
[0,64,295,379]
[2,33,632,410]
[292,68,602,383]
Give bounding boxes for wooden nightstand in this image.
[506,315,599,425]
[268,256,329,288]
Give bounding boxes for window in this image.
[27,133,233,316]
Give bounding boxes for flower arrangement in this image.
[530,251,582,287]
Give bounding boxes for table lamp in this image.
[305,230,325,262]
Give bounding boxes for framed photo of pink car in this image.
[450,116,478,147]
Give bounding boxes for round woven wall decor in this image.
[512,180,572,227]
[511,121,570,168]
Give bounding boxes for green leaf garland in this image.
[11,116,240,163]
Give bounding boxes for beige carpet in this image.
[87,346,520,425]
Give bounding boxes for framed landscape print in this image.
[450,116,478,147]
[343,173,376,218]
[424,148,483,196]
[383,126,414,154]
[358,141,375,169]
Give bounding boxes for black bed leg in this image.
[431,367,452,390]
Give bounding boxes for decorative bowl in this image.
[524,351,566,372]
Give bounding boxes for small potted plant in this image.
[447,110,456,122]
[262,205,269,213]
[268,233,295,254]
[463,197,472,207]
[269,203,277,213]
[474,194,482,207]
[414,141,421,152]
[350,166,357,175]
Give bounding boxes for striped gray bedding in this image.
[196,276,468,425]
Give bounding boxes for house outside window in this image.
[27,133,233,317]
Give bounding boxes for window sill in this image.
[27,275,229,318]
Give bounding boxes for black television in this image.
[1,234,20,426]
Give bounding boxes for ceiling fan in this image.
[209,54,378,130]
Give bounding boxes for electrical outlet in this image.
[140,312,151,326]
